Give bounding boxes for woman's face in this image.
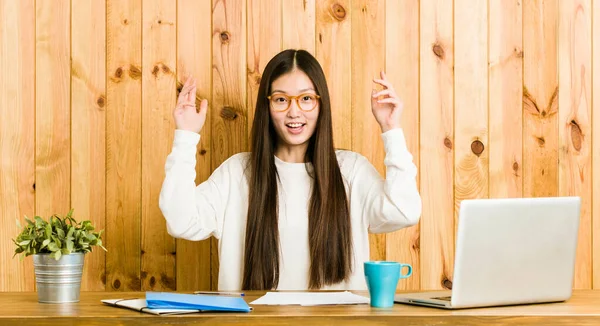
[268,69,320,152]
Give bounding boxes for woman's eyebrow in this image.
[271,88,315,94]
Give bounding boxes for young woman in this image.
[159,49,421,291]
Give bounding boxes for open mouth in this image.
[285,122,306,134]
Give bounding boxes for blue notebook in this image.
[146,292,252,312]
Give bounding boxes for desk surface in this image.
[1,290,600,325]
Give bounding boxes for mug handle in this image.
[399,264,412,278]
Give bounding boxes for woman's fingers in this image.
[372,89,396,99]
[376,98,400,105]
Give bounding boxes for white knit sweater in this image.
[159,128,421,291]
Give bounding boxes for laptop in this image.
[394,196,581,309]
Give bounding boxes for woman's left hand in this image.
[371,71,403,133]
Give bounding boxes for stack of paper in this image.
[102,292,252,315]
[250,291,370,306]
[101,298,200,315]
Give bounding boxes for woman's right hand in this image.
[174,77,208,134]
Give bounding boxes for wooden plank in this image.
[558,0,592,289]
[419,0,454,291]
[593,0,600,290]
[141,0,177,291]
[71,0,106,291]
[454,0,488,231]
[282,0,315,54]
[523,0,558,199]
[211,0,247,290]
[247,0,281,140]
[35,0,70,217]
[385,0,420,291]
[315,0,351,150]
[0,0,35,292]
[176,0,212,291]
[351,0,385,261]
[489,0,523,199]
[106,0,142,291]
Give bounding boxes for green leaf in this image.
[18,240,31,246]
[56,228,65,239]
[47,242,59,252]
[34,216,44,227]
[52,250,62,260]
[40,239,51,249]
[66,239,74,252]
[66,226,74,239]
[45,223,52,238]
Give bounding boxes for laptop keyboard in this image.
[432,296,452,301]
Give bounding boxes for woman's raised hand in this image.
[173,77,208,134]
[371,71,403,133]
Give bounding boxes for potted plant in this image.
[12,209,107,303]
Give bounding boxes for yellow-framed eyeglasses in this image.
[267,93,321,112]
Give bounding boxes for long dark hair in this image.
[242,49,353,290]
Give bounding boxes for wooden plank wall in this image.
[0,0,599,292]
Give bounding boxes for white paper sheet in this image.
[249,291,370,306]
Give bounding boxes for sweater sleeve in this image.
[159,129,224,241]
[352,128,422,233]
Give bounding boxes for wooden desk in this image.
[1,290,600,325]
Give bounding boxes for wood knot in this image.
[220,31,230,43]
[129,64,142,80]
[536,136,545,146]
[113,279,121,289]
[160,273,176,290]
[140,250,146,255]
[97,95,106,108]
[152,65,160,77]
[514,47,523,58]
[115,67,123,78]
[330,3,346,21]
[541,110,546,117]
[32,183,35,190]
[471,140,484,156]
[149,276,156,288]
[157,19,162,24]
[512,161,519,172]
[432,43,445,59]
[319,33,323,44]
[162,65,171,74]
[101,272,106,285]
[140,271,147,279]
[220,107,238,120]
[442,278,453,290]
[412,235,420,251]
[122,19,128,25]
[570,120,582,151]
[199,149,207,155]
[443,137,453,149]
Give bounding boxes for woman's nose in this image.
[286,99,302,117]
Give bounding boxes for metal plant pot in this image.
[33,253,84,303]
